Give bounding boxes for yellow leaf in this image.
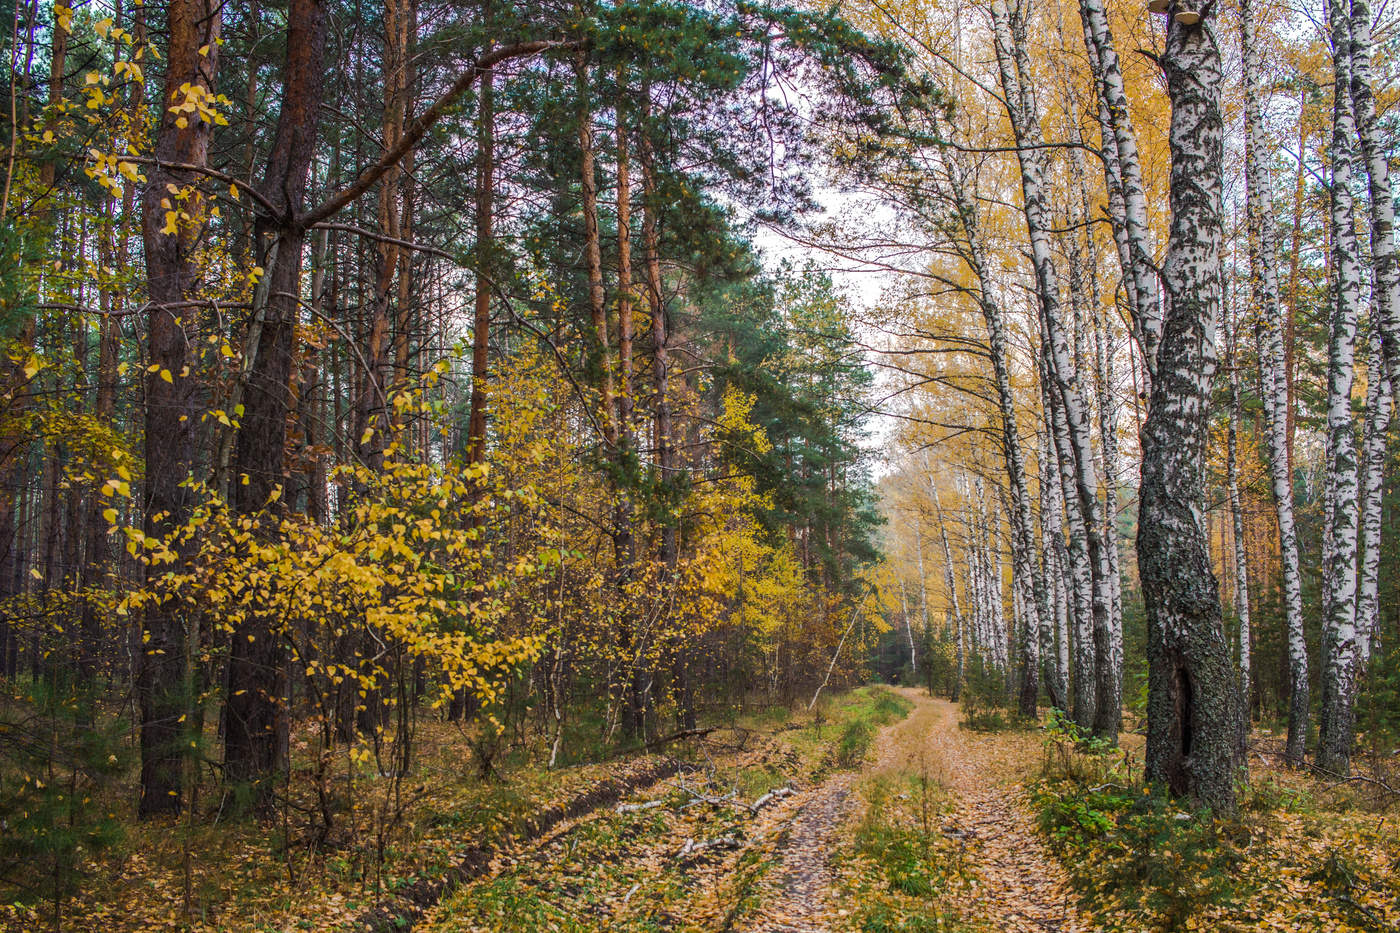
[159,369,173,383]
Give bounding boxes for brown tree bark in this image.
[138,0,221,817]
[224,0,327,806]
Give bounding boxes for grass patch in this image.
[833,770,985,933]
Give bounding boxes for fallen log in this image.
[676,834,742,860]
[747,785,796,814]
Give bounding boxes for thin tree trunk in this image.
[640,87,674,733]
[1240,0,1308,767]
[949,158,1046,713]
[1317,0,1365,777]
[577,56,616,448]
[931,484,964,700]
[1357,332,1390,666]
[1349,0,1400,396]
[1225,308,1252,726]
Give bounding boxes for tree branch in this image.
[301,39,579,227]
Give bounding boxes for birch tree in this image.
[1357,334,1391,666]
[987,0,1117,739]
[946,154,1050,714]
[1138,7,1242,811]
[1077,0,1161,381]
[1348,0,1400,395]
[1224,305,1252,720]
[1317,0,1365,778]
[1240,0,1308,766]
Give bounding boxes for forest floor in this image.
[426,688,1082,933]
[5,687,1398,931]
[425,688,1400,933]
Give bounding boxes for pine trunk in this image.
[137,0,221,816]
[225,0,328,806]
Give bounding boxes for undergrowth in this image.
[831,689,913,769]
[1033,709,1400,932]
[956,659,1029,733]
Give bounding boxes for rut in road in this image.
[747,689,1087,933]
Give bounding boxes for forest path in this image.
[746,689,1087,933]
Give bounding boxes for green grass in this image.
[833,773,985,933]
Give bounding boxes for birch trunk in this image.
[1066,167,1125,735]
[932,485,965,699]
[1350,0,1396,667]
[1077,0,1161,379]
[1224,309,1252,719]
[1349,0,1400,395]
[1046,363,1094,727]
[1040,430,1071,705]
[1241,0,1308,767]
[990,0,1115,737]
[915,527,931,659]
[1357,333,1390,666]
[1317,0,1364,778]
[1140,8,1242,811]
[949,158,1047,713]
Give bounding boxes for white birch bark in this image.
[1041,430,1071,703]
[1349,0,1400,398]
[1240,0,1309,766]
[932,484,965,698]
[1065,163,1126,735]
[1044,356,1095,726]
[1318,0,1364,778]
[1350,0,1395,667]
[915,526,931,656]
[1077,0,1162,380]
[1224,308,1252,713]
[989,0,1116,737]
[948,154,1048,711]
[1357,332,1390,666]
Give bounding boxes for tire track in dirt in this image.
[746,689,1088,933]
[877,689,1087,933]
[742,773,855,932]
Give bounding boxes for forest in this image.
[0,0,1398,929]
